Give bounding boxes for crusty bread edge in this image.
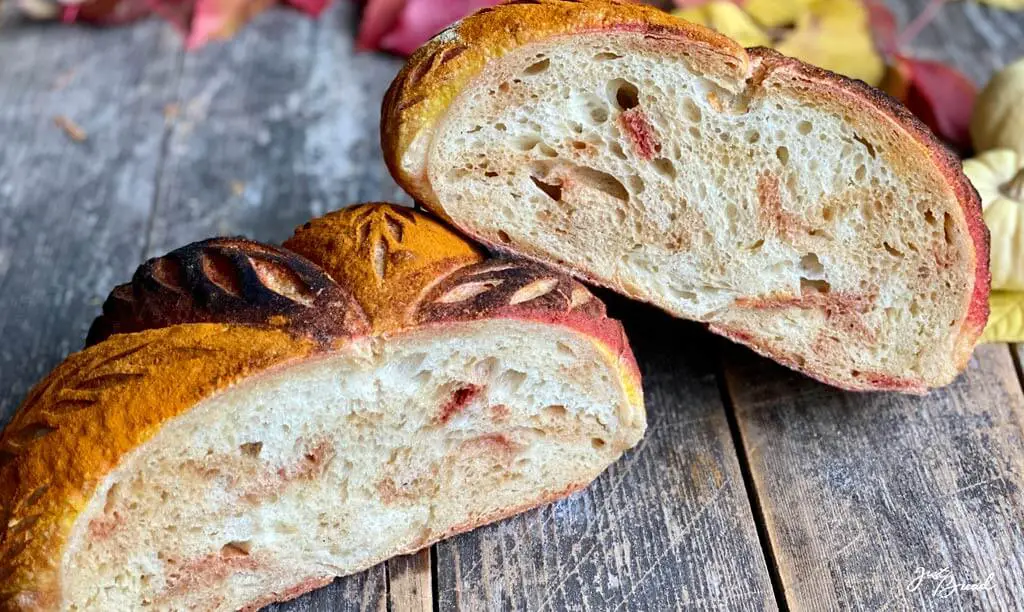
[381,3,990,391]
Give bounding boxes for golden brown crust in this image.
[283,203,483,334]
[86,238,371,347]
[0,203,640,608]
[0,325,315,608]
[380,0,744,204]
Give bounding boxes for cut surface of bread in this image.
[382,0,990,392]
[64,320,639,611]
[0,204,643,610]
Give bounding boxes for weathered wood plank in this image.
[144,4,407,256]
[388,551,433,612]
[436,300,778,611]
[0,21,182,426]
[725,345,1024,610]
[263,572,386,612]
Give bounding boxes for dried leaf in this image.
[186,0,276,48]
[283,0,329,16]
[974,0,1024,8]
[773,0,885,86]
[982,291,1024,343]
[743,0,813,28]
[862,0,897,55]
[360,0,501,56]
[883,54,976,153]
[54,116,87,142]
[675,2,771,48]
[355,0,406,51]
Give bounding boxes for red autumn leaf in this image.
[357,0,501,56]
[355,0,406,51]
[284,0,329,17]
[886,54,976,153]
[862,0,897,55]
[186,0,276,48]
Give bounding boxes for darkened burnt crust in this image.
[86,238,370,346]
[416,259,604,325]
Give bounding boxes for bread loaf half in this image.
[0,204,643,611]
[381,0,990,392]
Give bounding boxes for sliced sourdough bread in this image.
[0,204,643,611]
[381,0,990,392]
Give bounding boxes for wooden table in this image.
[2,1,1023,610]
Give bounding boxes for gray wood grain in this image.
[0,21,182,426]
[724,345,1024,611]
[144,3,406,256]
[437,300,777,611]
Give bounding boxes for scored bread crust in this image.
[380,0,989,391]
[0,203,640,610]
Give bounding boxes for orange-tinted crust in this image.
[380,1,989,388]
[0,203,641,609]
[0,325,315,608]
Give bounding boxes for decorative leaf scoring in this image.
[87,238,366,345]
[353,206,419,283]
[509,278,559,305]
[437,280,504,304]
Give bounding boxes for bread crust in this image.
[380,1,989,389]
[86,238,371,347]
[0,203,640,609]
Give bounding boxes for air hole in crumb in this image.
[943,212,955,245]
[484,171,498,178]
[589,106,609,124]
[591,438,607,449]
[627,174,645,195]
[653,158,676,179]
[497,230,511,244]
[854,134,877,158]
[688,126,701,139]
[682,97,702,123]
[594,52,622,61]
[748,239,765,251]
[538,143,559,157]
[924,209,937,225]
[854,164,867,182]
[800,278,831,294]
[883,242,904,257]
[609,79,640,111]
[822,206,835,222]
[797,120,812,135]
[543,405,568,418]
[514,135,540,151]
[495,122,507,132]
[523,58,550,75]
[745,130,760,143]
[776,146,790,166]
[240,442,263,458]
[221,541,251,557]
[103,483,120,514]
[799,253,825,278]
[573,141,587,150]
[530,176,562,201]
[610,141,627,159]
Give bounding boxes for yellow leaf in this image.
[774,0,885,86]
[675,2,771,49]
[974,0,1024,9]
[982,291,1024,343]
[744,0,814,28]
